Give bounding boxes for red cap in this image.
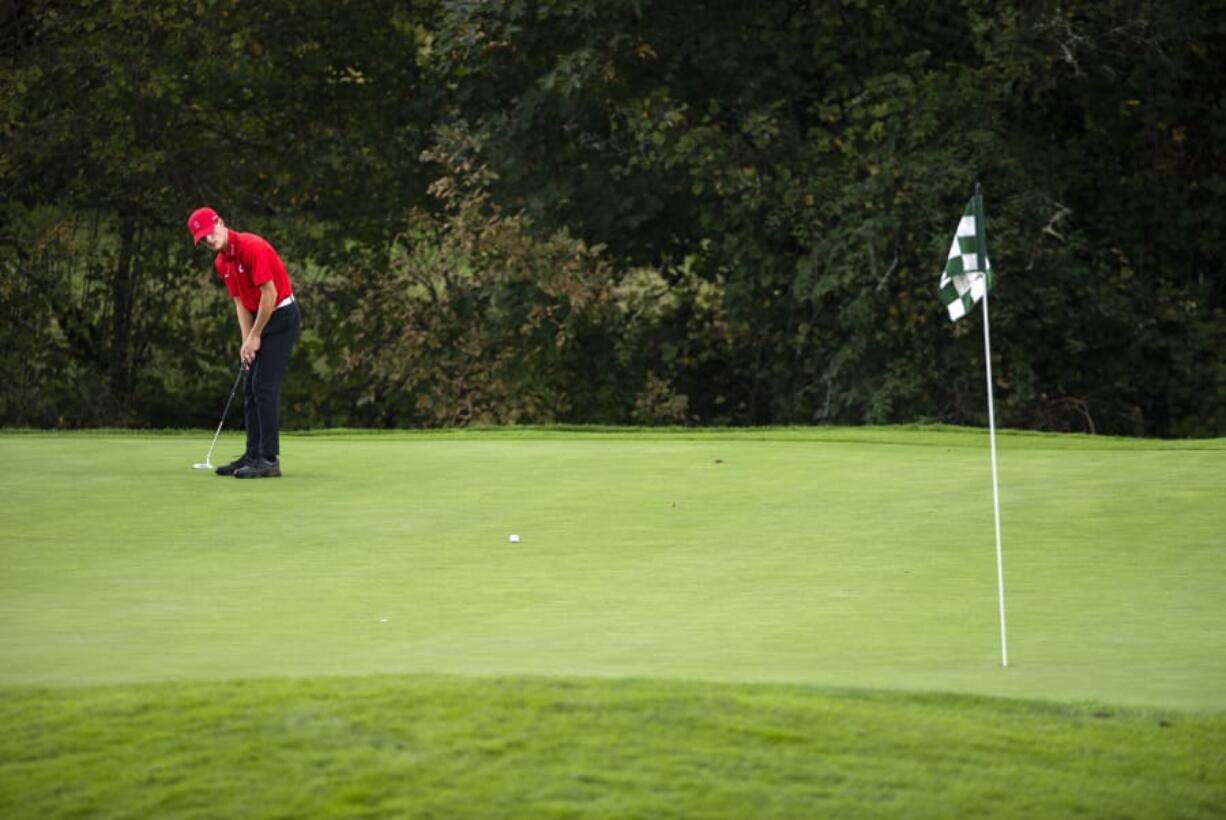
[187,207,219,245]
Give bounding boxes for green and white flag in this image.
[939,196,992,321]
[938,187,1009,667]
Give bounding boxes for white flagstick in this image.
[980,282,1008,667]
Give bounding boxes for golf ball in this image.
[509,534,520,543]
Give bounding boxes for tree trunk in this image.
[109,214,137,407]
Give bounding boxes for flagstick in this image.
[980,284,1008,667]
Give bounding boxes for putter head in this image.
[192,462,213,470]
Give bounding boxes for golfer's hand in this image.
[241,334,261,365]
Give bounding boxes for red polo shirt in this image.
[214,230,293,313]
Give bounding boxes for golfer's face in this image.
[201,222,227,252]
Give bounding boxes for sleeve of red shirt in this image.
[215,256,240,299]
[246,237,276,288]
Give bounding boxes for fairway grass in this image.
[2,427,1224,816]
[1,427,1222,707]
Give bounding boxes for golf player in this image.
[188,207,301,478]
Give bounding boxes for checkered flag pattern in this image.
[939,198,993,321]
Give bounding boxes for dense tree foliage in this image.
[2,0,1223,435]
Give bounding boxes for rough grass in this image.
[2,675,1224,819]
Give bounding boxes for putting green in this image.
[1,428,1223,710]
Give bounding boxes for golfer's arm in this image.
[234,298,254,339]
[247,281,278,338]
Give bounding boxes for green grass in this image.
[2,676,1223,819]
[1,427,1224,817]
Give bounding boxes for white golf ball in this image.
[509,534,520,543]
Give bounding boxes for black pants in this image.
[245,300,301,460]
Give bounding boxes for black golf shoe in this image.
[215,454,256,476]
[234,458,281,479]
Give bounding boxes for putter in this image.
[193,362,247,471]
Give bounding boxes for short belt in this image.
[276,294,295,309]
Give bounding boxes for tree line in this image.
[2,0,1223,435]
